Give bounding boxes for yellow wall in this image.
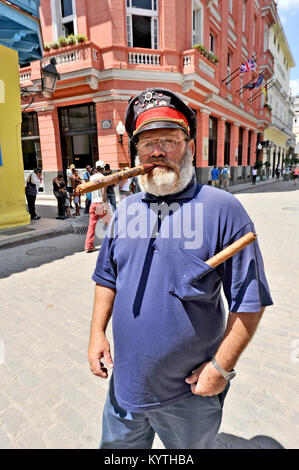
[0,45,30,229]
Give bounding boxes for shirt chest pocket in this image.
[168,247,220,301]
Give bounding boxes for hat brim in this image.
[132,121,189,142]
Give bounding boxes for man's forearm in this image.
[89,284,115,341]
[214,308,265,372]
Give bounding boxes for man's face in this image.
[135,128,195,196]
[86,166,92,173]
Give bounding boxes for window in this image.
[126,0,159,49]
[209,117,218,166]
[242,0,246,33]
[192,0,204,46]
[253,17,256,48]
[229,0,233,14]
[247,130,252,166]
[227,52,232,89]
[224,122,231,166]
[51,0,77,38]
[264,24,268,52]
[21,112,39,137]
[238,127,243,166]
[209,33,215,52]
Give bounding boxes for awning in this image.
[0,0,43,64]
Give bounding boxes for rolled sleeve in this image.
[220,223,273,313]
[92,233,117,288]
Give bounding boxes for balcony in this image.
[8,0,40,18]
[258,107,272,125]
[261,0,278,26]
[128,49,161,67]
[182,49,218,90]
[259,50,274,79]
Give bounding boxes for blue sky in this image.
[277,0,299,94]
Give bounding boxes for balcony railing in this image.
[9,0,40,18]
[183,49,218,82]
[128,50,161,66]
[259,50,274,78]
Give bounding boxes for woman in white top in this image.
[252,166,257,185]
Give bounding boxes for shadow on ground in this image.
[0,232,102,279]
[232,181,299,195]
[213,432,284,449]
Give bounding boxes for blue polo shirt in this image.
[211,168,220,180]
[92,177,273,413]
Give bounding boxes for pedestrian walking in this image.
[66,164,76,208]
[252,166,257,185]
[104,164,117,212]
[83,165,92,214]
[118,167,133,201]
[221,165,230,191]
[88,88,273,450]
[275,164,281,179]
[84,160,111,253]
[211,165,220,188]
[53,172,68,219]
[293,165,299,185]
[25,168,42,220]
[72,170,82,216]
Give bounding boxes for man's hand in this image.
[88,333,113,378]
[185,361,227,396]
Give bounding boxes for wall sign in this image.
[101,120,112,130]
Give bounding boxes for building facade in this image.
[293,95,299,155]
[263,15,296,176]
[20,0,278,194]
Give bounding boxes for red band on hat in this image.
[135,107,190,134]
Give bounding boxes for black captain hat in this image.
[125,88,197,142]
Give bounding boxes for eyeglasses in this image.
[136,137,188,156]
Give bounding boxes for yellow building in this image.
[263,17,296,176]
[0,0,43,229]
[0,45,30,229]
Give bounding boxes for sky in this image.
[277,0,299,95]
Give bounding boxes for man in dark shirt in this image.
[88,88,273,449]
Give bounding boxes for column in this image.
[217,118,226,168]
[195,109,210,184]
[37,107,63,194]
[251,131,257,166]
[242,128,249,166]
[230,123,239,167]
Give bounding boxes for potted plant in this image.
[58,36,67,47]
[43,43,50,52]
[66,34,76,46]
[76,34,88,43]
[50,41,59,50]
[264,160,271,178]
[192,43,208,57]
[264,103,272,112]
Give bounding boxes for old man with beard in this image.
[88,88,273,449]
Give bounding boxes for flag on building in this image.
[262,83,268,102]
[244,74,264,90]
[240,57,256,73]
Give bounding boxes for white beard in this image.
[135,148,195,197]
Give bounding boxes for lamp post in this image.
[116,121,126,144]
[21,58,60,111]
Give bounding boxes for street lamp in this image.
[116,121,126,144]
[21,58,60,111]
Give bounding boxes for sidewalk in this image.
[0,178,279,250]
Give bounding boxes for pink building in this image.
[20,0,278,193]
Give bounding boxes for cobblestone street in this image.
[0,180,298,449]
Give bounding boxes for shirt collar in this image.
[141,175,199,202]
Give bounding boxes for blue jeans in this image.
[100,377,229,449]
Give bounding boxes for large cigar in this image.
[76,163,155,195]
[206,232,257,268]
